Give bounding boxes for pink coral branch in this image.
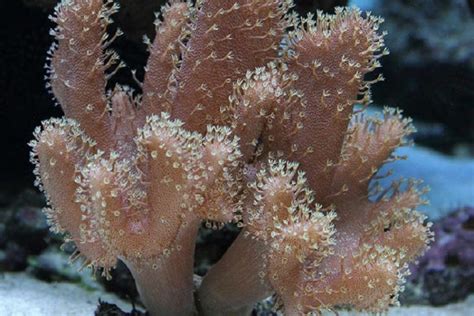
[141,0,192,115]
[281,8,388,199]
[47,0,121,150]
[171,0,292,133]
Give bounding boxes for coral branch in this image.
[47,0,121,150]
[362,183,432,264]
[294,178,431,313]
[332,108,415,198]
[301,244,402,313]
[30,118,116,273]
[283,8,387,198]
[224,63,305,162]
[171,0,291,133]
[142,0,193,115]
[198,160,336,314]
[194,125,243,223]
[62,113,197,268]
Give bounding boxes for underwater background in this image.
[0,0,473,315]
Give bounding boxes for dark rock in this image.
[95,300,147,316]
[0,243,28,271]
[7,206,49,251]
[194,224,240,276]
[294,0,348,13]
[0,189,60,273]
[101,261,139,301]
[3,190,50,254]
[0,223,6,247]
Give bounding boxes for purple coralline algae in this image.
[408,206,474,305]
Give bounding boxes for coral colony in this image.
[29,0,433,315]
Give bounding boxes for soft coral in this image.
[30,1,432,315]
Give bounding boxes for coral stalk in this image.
[197,234,271,315]
[123,221,200,316]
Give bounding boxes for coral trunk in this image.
[122,222,199,316]
[197,232,271,315]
